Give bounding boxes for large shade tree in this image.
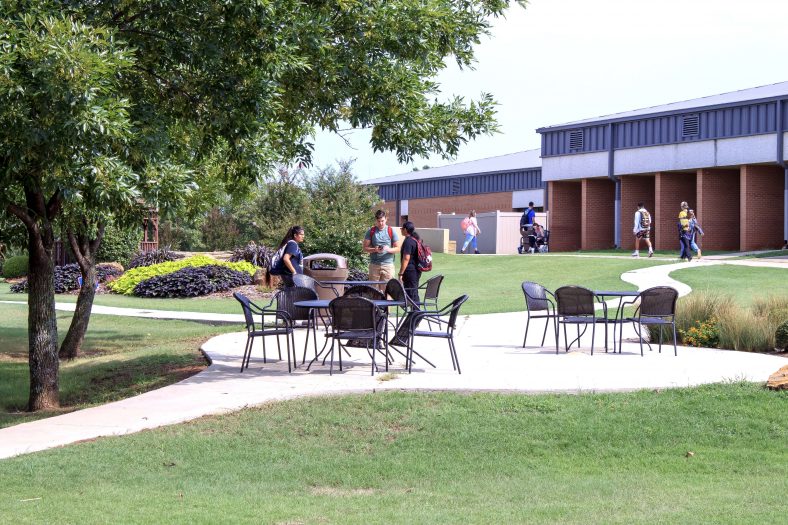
[1,0,522,410]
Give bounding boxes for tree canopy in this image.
[0,0,522,409]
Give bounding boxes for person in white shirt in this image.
[460,210,481,254]
[632,202,653,258]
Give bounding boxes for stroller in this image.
[518,225,549,254]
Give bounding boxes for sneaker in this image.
[631,251,639,257]
[648,251,653,258]
[474,250,480,254]
[460,249,465,254]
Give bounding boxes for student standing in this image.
[398,221,421,305]
[678,201,693,261]
[363,209,400,285]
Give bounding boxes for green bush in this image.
[679,317,720,348]
[107,255,256,295]
[97,223,142,267]
[775,320,788,351]
[2,254,28,278]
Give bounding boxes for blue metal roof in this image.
[365,149,544,201]
[538,82,788,157]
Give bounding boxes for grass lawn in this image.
[0,301,238,428]
[0,385,785,524]
[573,248,730,257]
[671,263,788,306]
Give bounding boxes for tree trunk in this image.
[59,227,103,360]
[24,220,60,410]
[9,186,62,411]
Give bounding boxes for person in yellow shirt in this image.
[678,201,692,261]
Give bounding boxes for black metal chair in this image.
[343,284,385,300]
[417,274,443,310]
[405,295,468,374]
[233,292,294,373]
[275,286,320,365]
[325,296,386,376]
[621,286,679,356]
[555,286,608,355]
[521,281,558,349]
[292,274,339,297]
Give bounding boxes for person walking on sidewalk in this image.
[632,202,654,258]
[678,201,693,261]
[461,210,481,254]
[688,209,704,259]
[363,209,400,286]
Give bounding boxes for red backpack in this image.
[416,239,432,272]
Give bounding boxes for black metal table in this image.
[593,290,641,353]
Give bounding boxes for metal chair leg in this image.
[523,312,530,347]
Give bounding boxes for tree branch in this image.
[6,203,37,234]
[67,231,89,271]
[46,189,62,221]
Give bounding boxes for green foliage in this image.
[158,220,203,251]
[2,255,28,278]
[96,222,142,267]
[679,318,720,348]
[107,255,256,295]
[200,207,242,251]
[256,176,310,249]
[775,320,788,350]
[302,161,381,269]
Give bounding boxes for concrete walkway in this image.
[1,255,785,460]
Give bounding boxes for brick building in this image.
[365,150,546,228]
[537,81,788,252]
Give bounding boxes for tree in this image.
[1,0,520,410]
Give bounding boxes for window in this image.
[450,178,461,195]
[569,130,584,151]
[681,114,700,138]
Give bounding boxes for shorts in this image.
[636,229,650,239]
[368,263,395,290]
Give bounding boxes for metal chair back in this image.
[276,286,317,322]
[329,296,378,332]
[555,286,596,317]
[292,274,316,291]
[639,286,678,318]
[422,274,444,303]
[233,292,256,329]
[522,281,551,312]
[343,284,385,300]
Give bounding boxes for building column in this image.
[696,168,739,251]
[580,178,615,250]
[740,165,785,250]
[654,172,696,251]
[620,175,656,251]
[547,181,582,251]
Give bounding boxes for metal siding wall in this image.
[372,169,545,201]
[542,101,783,157]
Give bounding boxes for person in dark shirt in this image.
[398,221,421,305]
[265,225,305,287]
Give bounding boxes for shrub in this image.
[679,317,720,348]
[229,242,277,269]
[127,247,182,269]
[96,223,143,267]
[716,308,776,352]
[108,255,256,295]
[10,263,123,293]
[133,265,252,298]
[2,255,28,278]
[775,320,788,351]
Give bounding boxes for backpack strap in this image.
[369,226,394,247]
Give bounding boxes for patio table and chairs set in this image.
[521,282,680,356]
[234,274,467,376]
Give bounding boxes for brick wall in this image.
[620,175,656,249]
[740,165,785,250]
[581,178,616,249]
[696,168,739,251]
[399,191,514,228]
[548,181,582,251]
[654,172,696,251]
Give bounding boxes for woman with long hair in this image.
[266,225,305,287]
[398,221,421,304]
[461,210,480,254]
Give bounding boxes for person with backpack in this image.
[363,209,400,286]
[265,225,305,287]
[398,221,423,305]
[678,201,693,261]
[632,202,654,258]
[460,210,481,254]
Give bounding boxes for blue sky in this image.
[308,0,788,180]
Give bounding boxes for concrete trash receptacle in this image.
[303,253,348,299]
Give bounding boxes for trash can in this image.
[303,253,348,300]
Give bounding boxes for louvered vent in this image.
[451,179,461,195]
[569,130,584,151]
[682,114,700,137]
